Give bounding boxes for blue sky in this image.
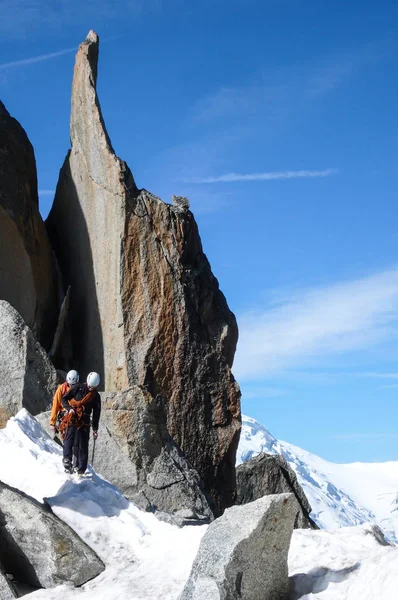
[2,0,398,463]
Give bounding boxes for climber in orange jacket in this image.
[49,370,80,431]
[60,371,101,475]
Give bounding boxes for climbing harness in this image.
[58,390,96,440]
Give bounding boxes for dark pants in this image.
[63,426,90,473]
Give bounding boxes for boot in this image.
[63,458,73,474]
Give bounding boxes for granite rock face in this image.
[0,481,104,589]
[236,453,317,529]
[0,301,58,428]
[178,494,299,600]
[96,388,214,523]
[0,101,59,350]
[121,191,241,514]
[47,30,241,514]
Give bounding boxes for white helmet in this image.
[87,372,100,388]
[66,370,79,385]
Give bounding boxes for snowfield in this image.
[0,410,205,599]
[0,410,397,599]
[238,414,398,544]
[289,525,398,599]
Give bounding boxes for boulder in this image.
[0,301,58,428]
[98,389,213,523]
[0,563,17,599]
[46,30,241,514]
[0,481,104,589]
[236,453,317,529]
[178,493,299,600]
[0,101,59,350]
[37,386,214,524]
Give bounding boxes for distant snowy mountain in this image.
[238,415,398,544]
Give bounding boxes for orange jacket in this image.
[49,382,70,426]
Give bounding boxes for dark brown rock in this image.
[0,101,59,350]
[122,191,241,515]
[46,31,241,514]
[236,453,318,529]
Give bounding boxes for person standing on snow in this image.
[59,372,101,475]
[49,370,80,434]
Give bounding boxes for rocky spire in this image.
[47,30,136,389]
[47,31,241,514]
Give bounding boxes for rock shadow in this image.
[289,562,361,599]
[46,156,105,384]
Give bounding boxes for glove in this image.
[92,430,98,440]
[68,409,75,414]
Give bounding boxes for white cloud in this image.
[183,169,338,184]
[234,268,398,380]
[360,372,398,379]
[192,40,394,126]
[0,47,76,71]
[155,43,393,188]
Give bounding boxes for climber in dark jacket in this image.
[60,371,101,475]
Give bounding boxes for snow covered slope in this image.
[0,410,206,600]
[238,415,398,543]
[0,410,398,600]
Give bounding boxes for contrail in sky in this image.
[184,169,339,184]
[0,46,76,71]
